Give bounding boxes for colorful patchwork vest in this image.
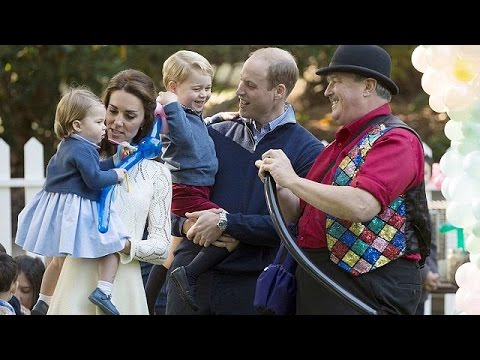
[326,123,407,276]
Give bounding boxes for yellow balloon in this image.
[453,58,476,82]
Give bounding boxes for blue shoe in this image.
[171,266,199,311]
[88,288,120,315]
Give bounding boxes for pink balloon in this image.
[155,102,169,135]
[431,163,444,190]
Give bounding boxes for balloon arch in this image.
[412,45,480,314]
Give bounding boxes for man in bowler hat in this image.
[256,45,430,314]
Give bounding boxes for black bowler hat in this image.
[316,45,399,95]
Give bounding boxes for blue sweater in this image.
[44,136,118,201]
[173,117,324,273]
[161,102,218,186]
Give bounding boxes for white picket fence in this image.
[0,137,45,255]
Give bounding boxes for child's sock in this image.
[97,280,113,297]
[38,293,52,306]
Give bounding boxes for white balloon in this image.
[426,45,458,70]
[446,200,477,228]
[455,286,469,313]
[463,287,480,314]
[459,45,480,59]
[441,176,452,200]
[469,100,480,118]
[447,176,462,200]
[463,150,480,179]
[455,262,479,288]
[447,107,474,123]
[429,94,448,113]
[450,140,462,150]
[444,119,464,141]
[411,46,429,73]
[468,253,480,274]
[466,233,480,254]
[449,174,480,203]
[439,148,464,178]
[421,68,448,96]
[473,199,480,220]
[462,120,480,140]
[473,220,480,237]
[458,137,480,156]
[468,74,480,97]
[443,82,477,111]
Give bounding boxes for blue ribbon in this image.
[98,103,166,233]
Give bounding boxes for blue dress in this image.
[15,135,129,258]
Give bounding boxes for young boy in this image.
[0,253,19,315]
[145,50,234,312]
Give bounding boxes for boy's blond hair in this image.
[54,87,103,140]
[163,50,214,89]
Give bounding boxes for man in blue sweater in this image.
[165,47,324,315]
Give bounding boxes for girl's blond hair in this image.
[54,87,103,140]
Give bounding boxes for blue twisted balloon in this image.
[98,103,168,233]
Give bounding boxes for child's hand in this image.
[117,141,137,159]
[114,168,127,183]
[204,112,240,125]
[213,234,240,253]
[157,91,178,106]
[218,112,240,121]
[111,139,137,165]
[20,304,31,315]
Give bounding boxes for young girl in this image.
[15,88,129,315]
[145,50,237,312]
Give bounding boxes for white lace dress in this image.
[48,160,172,315]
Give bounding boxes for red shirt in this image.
[297,104,425,249]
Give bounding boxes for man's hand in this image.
[217,112,240,121]
[185,208,224,247]
[255,149,297,187]
[424,270,440,292]
[204,112,240,125]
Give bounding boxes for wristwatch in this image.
[217,210,228,232]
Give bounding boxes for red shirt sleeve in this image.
[350,128,424,210]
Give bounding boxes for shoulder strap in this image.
[381,115,432,266]
[381,115,422,142]
[273,243,296,270]
[317,114,395,183]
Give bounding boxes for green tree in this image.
[0,44,448,176]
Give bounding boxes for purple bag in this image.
[254,244,297,315]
